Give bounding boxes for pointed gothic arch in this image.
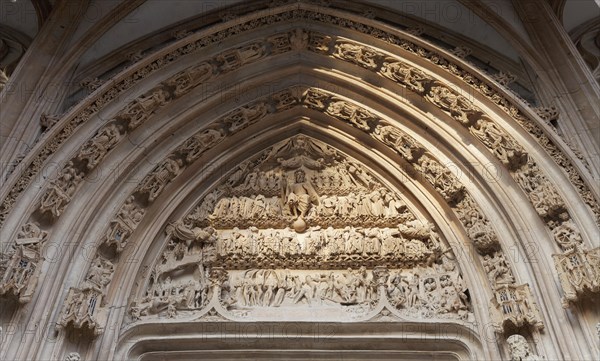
[1,2,598,361]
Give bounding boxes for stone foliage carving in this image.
[506,334,543,361]
[552,246,600,307]
[0,222,47,303]
[491,71,517,87]
[491,283,544,333]
[56,287,106,335]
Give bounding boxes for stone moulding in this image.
[1,4,596,232]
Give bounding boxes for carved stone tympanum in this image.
[130,135,473,324]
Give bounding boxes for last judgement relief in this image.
[130,136,472,322]
[1,0,600,360]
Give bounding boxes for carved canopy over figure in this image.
[282,169,319,219]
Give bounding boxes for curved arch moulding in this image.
[1,3,598,361]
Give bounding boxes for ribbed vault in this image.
[1,3,598,361]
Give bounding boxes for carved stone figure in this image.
[333,41,379,70]
[137,157,184,202]
[416,155,464,203]
[327,100,377,131]
[117,86,170,129]
[84,256,114,291]
[39,162,85,217]
[64,352,81,361]
[178,127,225,163]
[372,123,422,162]
[470,118,525,168]
[455,196,499,253]
[426,85,480,126]
[483,252,515,287]
[103,196,145,253]
[165,62,214,97]
[0,222,47,303]
[552,246,600,307]
[290,28,309,50]
[283,169,319,231]
[77,123,124,169]
[216,42,267,72]
[222,102,268,132]
[506,334,543,361]
[379,59,431,94]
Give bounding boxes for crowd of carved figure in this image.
[216,224,437,262]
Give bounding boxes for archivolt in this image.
[0,2,596,230]
[1,4,598,361]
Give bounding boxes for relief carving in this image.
[491,283,544,333]
[513,160,566,220]
[116,86,171,130]
[136,157,184,203]
[379,59,431,94]
[76,123,124,170]
[455,195,500,253]
[176,127,225,163]
[57,287,106,335]
[426,85,481,126]
[164,62,215,98]
[0,222,47,303]
[553,246,600,307]
[39,162,85,217]
[506,334,543,361]
[333,40,380,70]
[483,251,515,287]
[372,122,424,162]
[102,196,145,253]
[470,118,526,169]
[415,155,464,204]
[216,41,267,72]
